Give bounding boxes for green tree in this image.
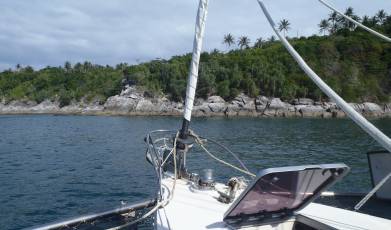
[376,10,387,24]
[238,36,250,49]
[278,19,291,37]
[343,7,360,30]
[254,37,265,48]
[328,12,340,34]
[319,19,330,36]
[217,80,230,99]
[64,61,72,73]
[223,33,235,49]
[268,35,276,42]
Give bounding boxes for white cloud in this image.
[0,0,390,70]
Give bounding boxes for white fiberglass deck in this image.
[156,177,391,230]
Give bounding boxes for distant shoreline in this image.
[1,87,390,119]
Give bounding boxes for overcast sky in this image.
[0,0,390,70]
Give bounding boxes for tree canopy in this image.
[0,8,390,106]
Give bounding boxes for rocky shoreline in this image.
[1,86,390,118]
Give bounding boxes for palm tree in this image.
[223,33,235,49]
[268,35,276,42]
[376,10,387,24]
[278,19,290,37]
[254,37,265,48]
[318,19,330,36]
[343,7,360,30]
[64,61,72,72]
[328,12,340,34]
[238,36,250,49]
[362,15,370,26]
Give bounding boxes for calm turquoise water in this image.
[0,115,390,229]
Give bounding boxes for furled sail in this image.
[257,0,391,153]
[183,0,209,123]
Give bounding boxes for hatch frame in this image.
[223,163,350,224]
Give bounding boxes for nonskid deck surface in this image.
[156,177,391,230]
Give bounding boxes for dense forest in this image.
[1,8,390,107]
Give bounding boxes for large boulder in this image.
[208,103,227,113]
[268,98,287,110]
[120,86,142,99]
[61,103,83,113]
[363,102,382,113]
[193,103,212,116]
[104,96,137,112]
[229,94,256,116]
[31,100,60,113]
[255,96,269,112]
[207,96,225,104]
[135,99,155,112]
[205,96,227,114]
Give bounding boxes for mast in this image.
[256,0,391,153]
[178,0,209,176]
[180,0,209,138]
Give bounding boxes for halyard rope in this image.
[189,130,256,178]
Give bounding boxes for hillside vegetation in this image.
[1,9,390,106]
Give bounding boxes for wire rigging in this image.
[318,0,391,43]
[108,132,180,230]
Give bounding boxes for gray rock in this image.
[255,96,269,106]
[207,96,225,104]
[193,102,211,114]
[61,104,83,113]
[229,94,256,115]
[208,102,227,113]
[255,96,269,111]
[158,101,173,113]
[269,98,286,110]
[194,98,205,106]
[363,102,382,114]
[323,102,338,111]
[82,105,104,114]
[225,105,239,117]
[348,103,364,112]
[299,105,326,117]
[291,98,314,105]
[104,96,137,112]
[384,103,391,113]
[136,99,155,112]
[27,100,59,113]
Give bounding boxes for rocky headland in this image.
[1,86,390,118]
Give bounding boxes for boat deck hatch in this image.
[224,164,350,224]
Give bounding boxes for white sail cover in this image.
[257,0,391,153]
[183,0,209,121]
